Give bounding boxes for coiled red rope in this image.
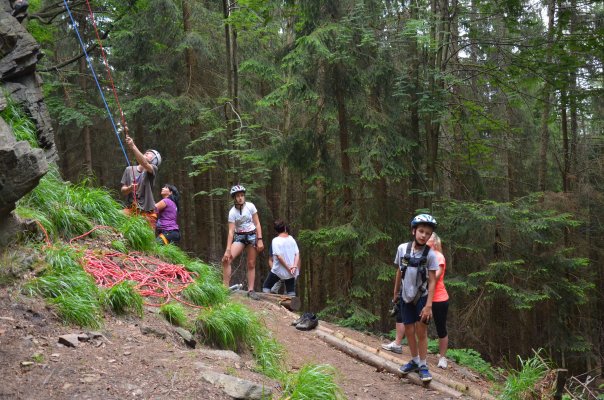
[69,226,204,308]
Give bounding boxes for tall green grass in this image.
[153,243,189,265]
[195,302,258,351]
[0,93,38,147]
[498,351,552,399]
[184,260,221,283]
[160,302,188,328]
[15,169,126,240]
[103,281,143,317]
[119,215,155,251]
[183,278,228,307]
[282,364,344,400]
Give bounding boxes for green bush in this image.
[119,216,155,251]
[498,351,551,399]
[182,279,228,307]
[0,93,38,147]
[195,302,260,350]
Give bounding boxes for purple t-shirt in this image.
[157,198,179,231]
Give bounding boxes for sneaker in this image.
[381,341,403,354]
[270,280,283,294]
[247,290,260,300]
[418,365,432,382]
[399,360,420,375]
[437,356,448,369]
[291,312,313,326]
[295,314,318,331]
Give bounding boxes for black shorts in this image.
[432,300,449,338]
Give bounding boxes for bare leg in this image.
[222,242,245,286]
[395,322,406,345]
[405,323,418,357]
[415,322,429,360]
[246,246,258,291]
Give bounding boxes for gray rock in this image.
[140,325,168,339]
[199,369,271,400]
[197,349,242,361]
[174,327,196,348]
[58,334,80,348]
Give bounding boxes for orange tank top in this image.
[433,250,449,302]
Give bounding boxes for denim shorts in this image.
[400,295,427,325]
[233,231,257,246]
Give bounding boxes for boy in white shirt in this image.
[262,220,299,296]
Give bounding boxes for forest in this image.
[20,0,604,376]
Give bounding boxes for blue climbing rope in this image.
[61,0,130,167]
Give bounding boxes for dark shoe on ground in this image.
[418,365,432,382]
[247,290,260,300]
[295,314,318,331]
[291,312,313,326]
[399,360,420,375]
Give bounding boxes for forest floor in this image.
[0,276,495,399]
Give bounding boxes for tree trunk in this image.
[538,0,555,191]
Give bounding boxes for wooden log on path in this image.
[314,329,463,398]
[317,325,496,400]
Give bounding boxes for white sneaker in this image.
[381,341,403,354]
[437,356,448,369]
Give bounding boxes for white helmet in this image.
[230,185,246,198]
[146,149,162,167]
[410,214,437,230]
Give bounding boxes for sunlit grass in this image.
[153,243,189,265]
[182,278,228,307]
[282,364,344,400]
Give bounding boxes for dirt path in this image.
[0,284,490,399]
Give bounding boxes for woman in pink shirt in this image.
[427,233,449,369]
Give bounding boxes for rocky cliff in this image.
[1,0,55,244]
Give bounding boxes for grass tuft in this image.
[111,240,128,254]
[160,302,188,327]
[119,216,155,251]
[182,279,228,307]
[0,93,38,147]
[153,243,189,265]
[184,261,221,283]
[498,350,551,399]
[195,302,259,350]
[103,281,143,317]
[282,364,344,400]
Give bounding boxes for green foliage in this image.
[0,93,38,147]
[111,240,128,254]
[15,169,124,240]
[318,299,379,331]
[447,349,495,381]
[183,279,228,307]
[184,261,221,283]
[160,302,188,328]
[103,281,143,317]
[119,216,156,252]
[498,351,552,399]
[152,243,189,265]
[282,364,344,400]
[195,302,260,351]
[247,331,285,379]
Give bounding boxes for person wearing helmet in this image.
[222,185,264,299]
[120,134,161,229]
[390,213,440,382]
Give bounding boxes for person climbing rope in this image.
[394,214,440,382]
[120,134,161,230]
[155,184,180,245]
[222,185,264,299]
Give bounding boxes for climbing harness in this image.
[400,243,431,305]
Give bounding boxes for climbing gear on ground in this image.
[146,149,162,167]
[438,356,448,369]
[400,243,431,304]
[381,341,403,354]
[400,360,420,374]
[295,313,318,331]
[418,365,433,382]
[410,214,437,230]
[230,185,246,197]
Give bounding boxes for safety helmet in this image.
[410,214,437,230]
[146,149,162,167]
[230,185,246,198]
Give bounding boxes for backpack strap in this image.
[418,244,431,285]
